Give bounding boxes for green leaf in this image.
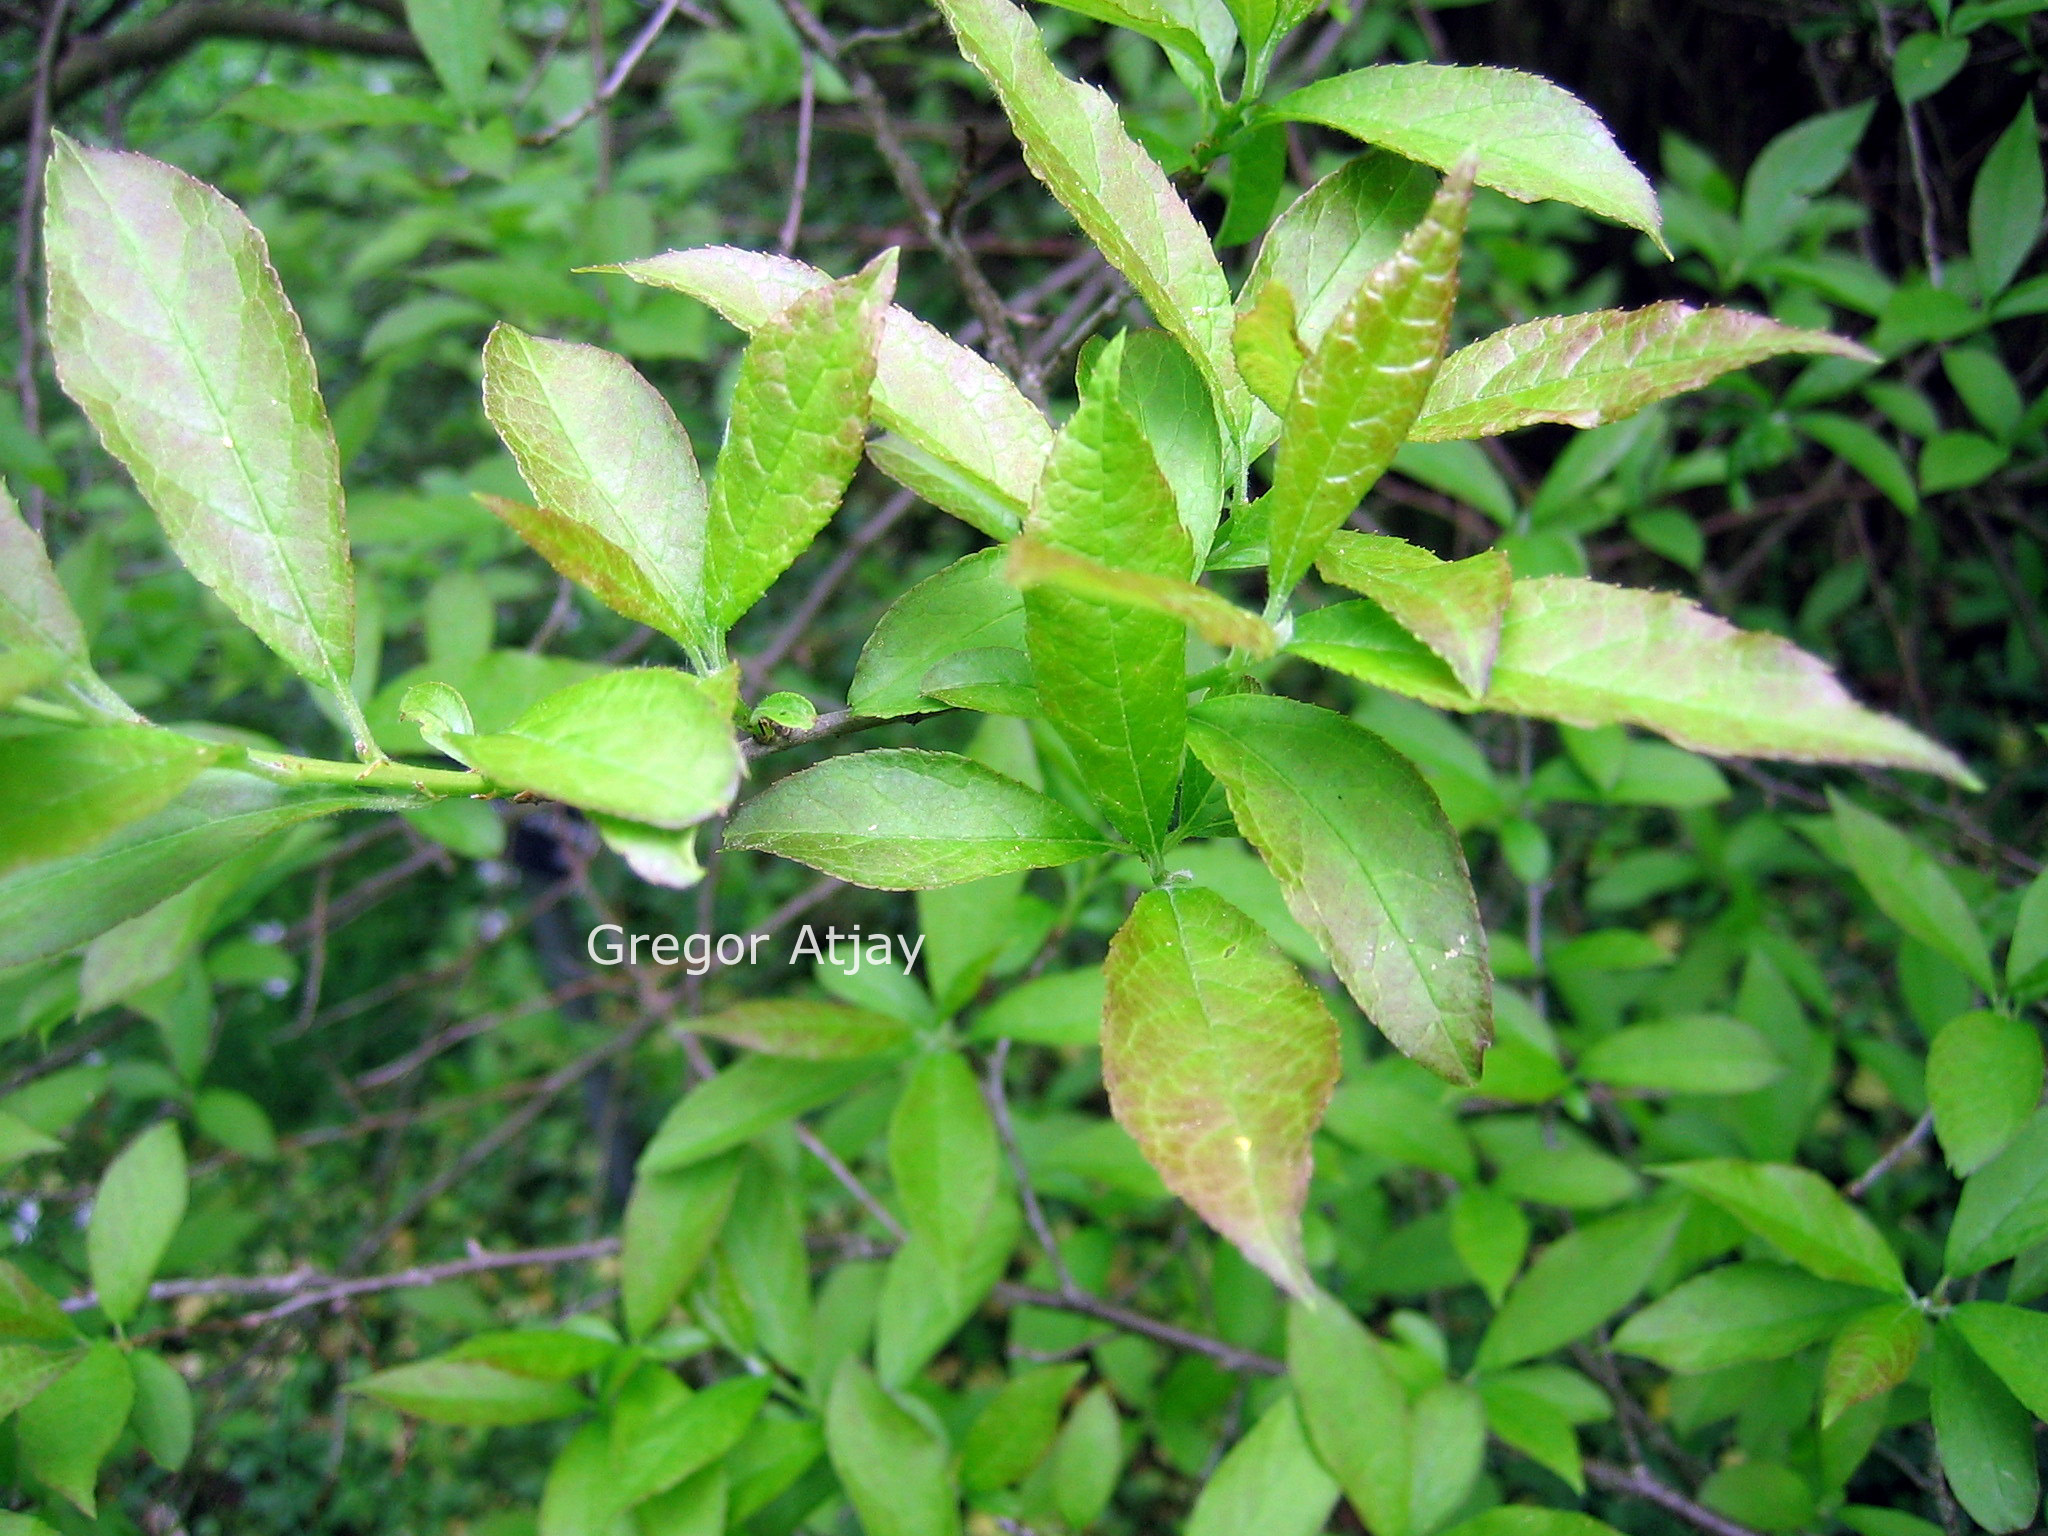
[927,0,1250,448]
[824,1361,961,1536]
[16,1341,130,1517]
[44,140,360,721]
[1577,1016,1784,1095]
[1947,1108,2048,1275]
[1102,886,1339,1297]
[1240,151,1441,378]
[1931,1325,2037,1534]
[85,1120,186,1326]
[620,1152,742,1340]
[961,1365,1087,1493]
[1829,793,1995,992]
[1022,339,1194,858]
[1234,281,1307,417]
[1287,1298,1410,1536]
[1797,412,1919,515]
[1271,66,1663,245]
[1324,1070,1476,1180]
[1654,1160,1906,1294]
[601,248,1050,534]
[704,256,891,630]
[446,1330,617,1380]
[1739,103,1874,259]
[1892,32,1969,102]
[1264,165,1471,599]
[0,726,224,877]
[1050,1386,1123,1530]
[611,1374,771,1509]
[1414,303,1871,442]
[1480,1378,1583,1494]
[1822,1302,1924,1427]
[1008,538,1278,657]
[873,1195,1020,1387]
[539,1420,618,1536]
[1450,1184,1528,1305]
[455,669,740,830]
[2008,867,2048,995]
[0,1345,79,1424]
[1184,1394,1340,1536]
[0,1263,77,1344]
[1467,578,1970,782]
[351,1357,586,1426]
[1443,1508,1624,1536]
[1116,330,1227,559]
[969,966,1106,1047]
[480,328,709,655]
[1476,1198,1686,1369]
[0,1113,61,1170]
[849,550,1026,719]
[638,1057,885,1173]
[1949,1301,2048,1419]
[1612,1262,1881,1372]
[127,1348,195,1472]
[0,649,63,709]
[1316,532,1509,696]
[0,1514,59,1536]
[890,1052,1000,1264]
[1408,1382,1486,1533]
[1928,1010,2042,1174]
[403,0,502,110]
[725,749,1111,889]
[698,1000,912,1060]
[1186,694,1490,1085]
[193,1086,278,1161]
[1969,100,2043,297]
[0,482,87,667]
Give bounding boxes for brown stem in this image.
[1584,1460,1764,1536]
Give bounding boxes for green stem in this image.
[242,748,489,797]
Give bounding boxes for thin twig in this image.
[1846,1110,1935,1200]
[983,1039,1078,1293]
[744,488,917,688]
[1584,1460,1764,1536]
[990,1282,1283,1376]
[740,704,941,760]
[529,0,686,146]
[777,49,815,254]
[794,1123,905,1241]
[292,865,332,1037]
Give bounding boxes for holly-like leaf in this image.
[703,255,892,631]
[481,328,710,656]
[1316,532,1508,695]
[1021,342,1195,859]
[1271,65,1664,246]
[849,550,1026,719]
[725,749,1111,889]
[1240,150,1441,371]
[454,669,740,830]
[824,1361,962,1536]
[1102,886,1339,1297]
[1655,1159,1906,1294]
[928,0,1251,450]
[86,1120,186,1326]
[43,139,361,727]
[1928,1010,2043,1175]
[1287,1299,1411,1536]
[1008,539,1278,657]
[0,482,87,667]
[0,775,366,969]
[1187,694,1490,1084]
[601,247,1051,534]
[1823,1302,1925,1427]
[697,1000,913,1060]
[0,726,225,878]
[1264,164,1472,599]
[1412,303,1873,441]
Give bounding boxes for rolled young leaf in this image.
[43,138,364,736]
[724,749,1111,889]
[1102,885,1340,1297]
[1264,164,1472,600]
[703,254,892,631]
[1412,303,1875,442]
[601,246,1050,535]
[480,327,711,658]
[1187,693,1491,1084]
[1316,531,1509,696]
[1270,65,1664,248]
[1021,345,1194,860]
[927,0,1252,453]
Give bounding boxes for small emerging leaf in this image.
[1103,886,1339,1297]
[1823,1302,1924,1426]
